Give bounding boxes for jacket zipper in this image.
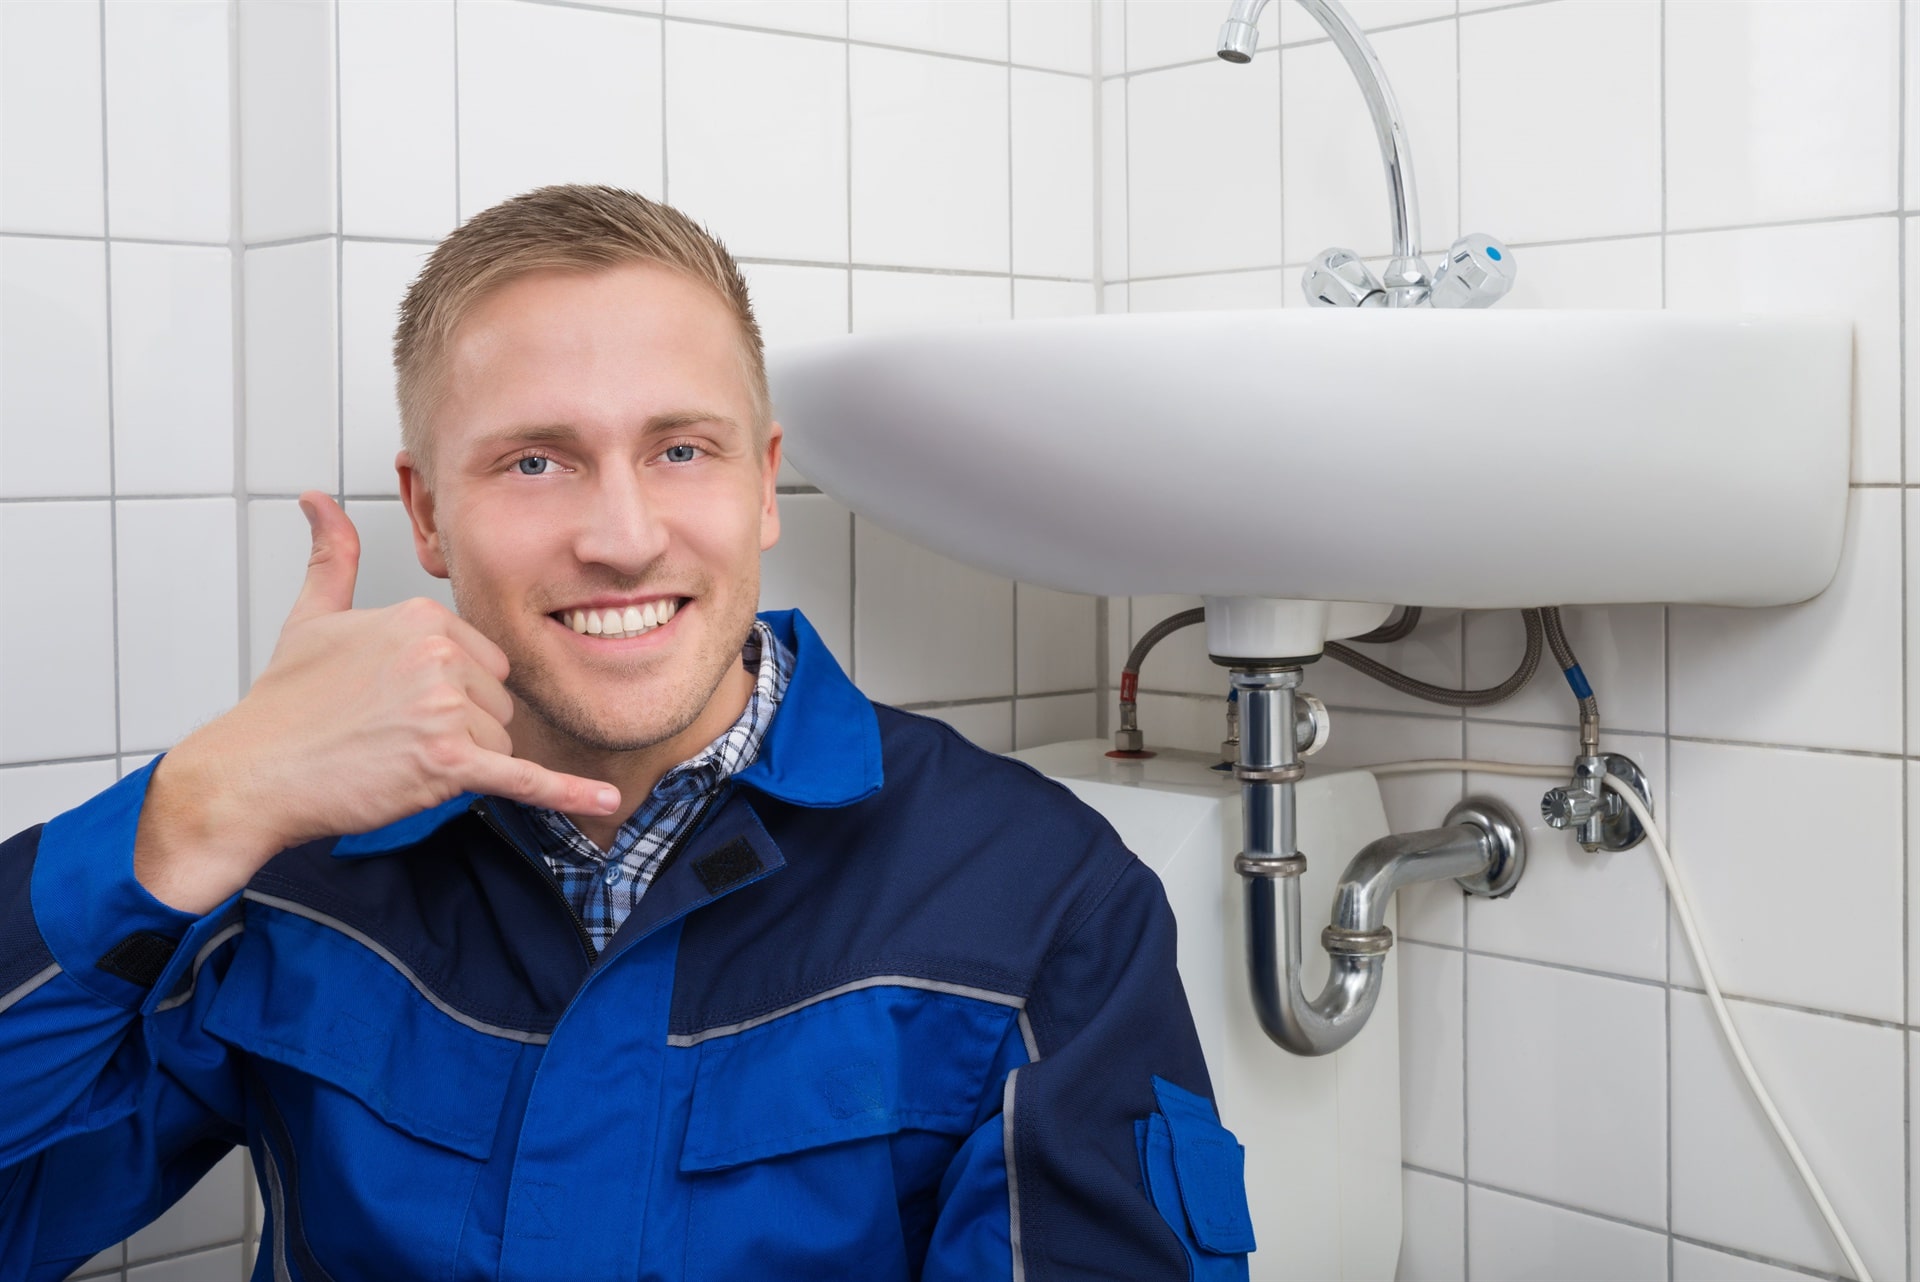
[468,797,598,965]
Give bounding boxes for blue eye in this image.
[514,454,552,475]
[664,443,700,463]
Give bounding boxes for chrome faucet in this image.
[1216,0,1516,310]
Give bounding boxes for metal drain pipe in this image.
[1233,666,1527,1056]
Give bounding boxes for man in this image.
[0,185,1253,1280]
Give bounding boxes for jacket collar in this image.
[331,607,881,859]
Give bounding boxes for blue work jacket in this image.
[0,609,1255,1280]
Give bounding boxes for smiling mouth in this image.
[549,597,688,641]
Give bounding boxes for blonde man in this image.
[0,185,1252,1281]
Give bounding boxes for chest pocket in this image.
[202,898,532,1280]
[677,985,1023,1282]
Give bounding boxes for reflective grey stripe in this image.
[0,963,60,1017]
[241,890,550,1046]
[153,922,245,1012]
[666,974,1031,1048]
[1016,1009,1038,1063]
[260,1143,293,1282]
[1004,1068,1025,1282]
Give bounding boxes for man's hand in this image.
[131,491,621,915]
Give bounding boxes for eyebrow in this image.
[467,410,743,458]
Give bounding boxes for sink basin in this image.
[768,309,1851,645]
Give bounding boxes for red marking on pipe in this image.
[1120,670,1138,703]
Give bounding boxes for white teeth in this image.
[558,599,681,640]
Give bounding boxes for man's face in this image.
[397,261,781,758]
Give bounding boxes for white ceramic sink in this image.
[768,309,1851,652]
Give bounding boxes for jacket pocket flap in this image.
[1152,1075,1258,1256]
[203,902,524,1160]
[680,984,1015,1172]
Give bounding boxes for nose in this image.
[570,464,671,576]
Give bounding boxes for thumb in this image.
[287,490,360,623]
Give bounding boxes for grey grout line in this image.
[1657,3,1673,1273]
[97,0,123,787]
[1899,0,1914,1276]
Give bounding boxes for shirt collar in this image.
[331,607,881,858]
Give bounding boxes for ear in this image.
[396,449,450,579]
[759,421,783,552]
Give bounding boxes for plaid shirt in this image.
[503,619,793,956]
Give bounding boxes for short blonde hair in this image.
[392,183,768,487]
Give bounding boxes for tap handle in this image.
[1302,248,1386,308]
[1428,233,1516,309]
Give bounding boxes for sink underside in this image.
[768,309,1852,610]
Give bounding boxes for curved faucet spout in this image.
[1218,0,1427,302]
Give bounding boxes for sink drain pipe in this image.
[1232,665,1525,1055]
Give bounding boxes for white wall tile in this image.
[0,759,119,839]
[1467,1185,1667,1282]
[1396,1169,1464,1282]
[666,23,847,262]
[0,0,103,237]
[119,753,157,779]
[1012,278,1095,317]
[1127,268,1287,311]
[1126,57,1280,277]
[247,499,306,687]
[1135,690,1230,755]
[1126,0,1271,73]
[1099,0,1122,72]
[1665,0,1897,230]
[1466,955,1666,1226]
[1102,280,1127,312]
[1463,605,1665,734]
[0,501,118,764]
[747,263,850,347]
[339,0,457,241]
[116,498,240,751]
[128,1149,245,1262]
[1011,0,1092,73]
[1282,20,1456,262]
[850,0,1007,60]
[109,243,234,495]
[1014,691,1097,749]
[850,269,1011,333]
[1669,218,1899,484]
[1498,235,1662,311]
[456,0,664,221]
[238,0,336,243]
[104,0,232,244]
[341,240,432,498]
[1,236,111,497]
[1671,994,1903,1281]
[922,700,1014,754]
[71,1244,121,1279]
[244,240,338,494]
[1012,70,1094,278]
[1100,76,1127,281]
[850,47,1009,272]
[1465,723,1669,984]
[666,0,846,39]
[1281,0,1454,44]
[1459,0,1661,244]
[340,498,454,612]
[854,518,1013,704]
[1126,593,1219,697]
[1397,941,1463,1176]
[1668,740,1901,1023]
[1017,582,1096,693]
[760,491,853,670]
[1672,1240,1820,1282]
[1671,488,1901,754]
[1310,709,1466,946]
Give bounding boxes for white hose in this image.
[1363,758,1872,1282]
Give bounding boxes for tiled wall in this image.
[0,0,1098,1275]
[1106,0,1917,1279]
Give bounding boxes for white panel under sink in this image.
[1011,741,1402,1282]
[768,309,1851,610]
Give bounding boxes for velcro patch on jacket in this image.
[693,838,763,895]
[95,930,180,988]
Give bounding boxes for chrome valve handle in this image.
[1428,233,1517,309]
[1302,249,1386,308]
